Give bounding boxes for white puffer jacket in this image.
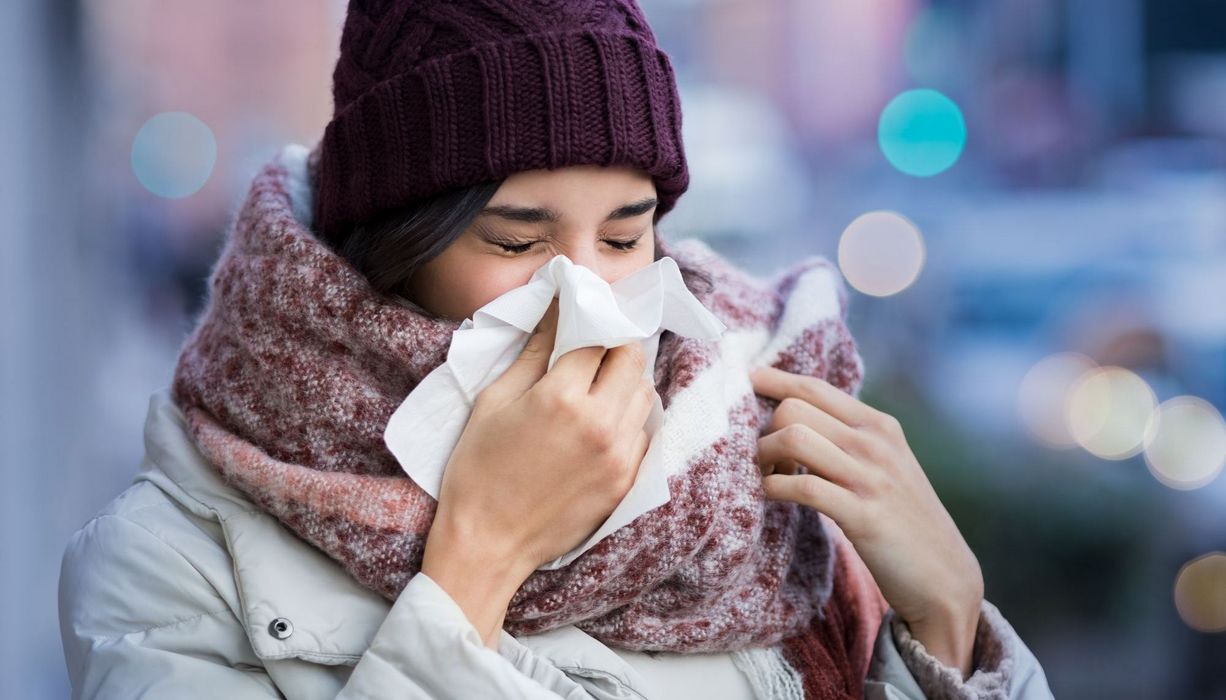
[57,388,1056,699]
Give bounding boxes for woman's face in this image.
[406,164,658,321]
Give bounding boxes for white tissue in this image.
[384,254,728,569]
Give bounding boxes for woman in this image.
[58,1,1055,698]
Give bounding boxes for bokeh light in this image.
[1065,366,1159,460]
[1017,352,1101,449]
[1173,552,1226,633]
[130,111,217,198]
[877,88,967,176]
[837,210,926,297]
[1143,396,1226,490]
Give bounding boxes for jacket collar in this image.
[135,387,390,663]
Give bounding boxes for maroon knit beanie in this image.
[312,0,690,248]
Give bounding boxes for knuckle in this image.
[858,470,891,498]
[538,385,580,416]
[843,426,875,456]
[875,411,902,435]
[798,476,824,502]
[800,374,825,397]
[582,419,617,452]
[776,397,806,425]
[779,423,810,454]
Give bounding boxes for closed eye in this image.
[493,235,644,255]
[495,241,535,254]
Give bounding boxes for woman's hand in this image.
[422,297,656,646]
[749,365,984,679]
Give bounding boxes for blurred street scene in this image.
[4,1,1225,697]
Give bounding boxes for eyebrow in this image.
[478,197,658,224]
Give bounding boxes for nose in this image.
[561,244,612,283]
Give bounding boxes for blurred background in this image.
[4,0,1226,697]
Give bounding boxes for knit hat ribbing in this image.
[312,0,690,248]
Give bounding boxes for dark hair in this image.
[326,181,713,319]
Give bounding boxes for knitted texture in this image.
[782,517,891,699]
[731,646,807,700]
[171,144,880,693]
[313,0,689,248]
[889,598,1017,699]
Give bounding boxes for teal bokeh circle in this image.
[877,89,966,177]
[131,111,217,198]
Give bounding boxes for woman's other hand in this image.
[749,365,984,679]
[421,297,655,645]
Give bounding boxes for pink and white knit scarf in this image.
[171,144,887,696]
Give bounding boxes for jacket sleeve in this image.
[864,599,1056,700]
[59,514,616,699]
[337,571,629,699]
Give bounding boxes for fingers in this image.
[591,341,649,403]
[604,369,655,498]
[750,365,875,429]
[494,297,562,398]
[540,304,614,396]
[614,373,656,440]
[760,457,804,477]
[761,472,855,523]
[545,345,608,396]
[619,428,650,490]
[757,423,862,489]
[766,396,864,458]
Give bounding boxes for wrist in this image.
[905,597,982,680]
[422,509,535,647]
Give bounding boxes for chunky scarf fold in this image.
[171,143,888,696]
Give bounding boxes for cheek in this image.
[475,270,531,302]
[603,245,656,285]
[453,259,538,312]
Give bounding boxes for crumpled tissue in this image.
[384,254,727,569]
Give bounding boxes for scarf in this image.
[171,143,889,698]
